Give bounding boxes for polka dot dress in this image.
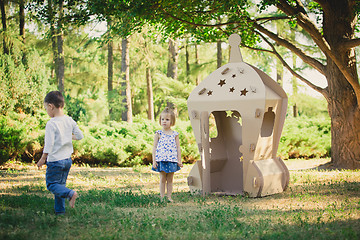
[152,130,181,173]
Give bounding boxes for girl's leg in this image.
[159,171,167,200]
[166,172,174,202]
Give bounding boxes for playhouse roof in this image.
[187,34,286,108]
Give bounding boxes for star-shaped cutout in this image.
[207,90,213,96]
[240,88,248,96]
[226,110,233,118]
[218,79,226,87]
[232,74,236,78]
[229,87,235,92]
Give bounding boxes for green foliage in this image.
[279,116,331,159]
[0,51,50,115]
[64,94,87,122]
[72,117,199,166]
[0,111,333,166]
[90,0,258,45]
[288,94,328,118]
[0,117,24,164]
[0,112,49,164]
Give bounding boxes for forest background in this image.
[1,0,357,168]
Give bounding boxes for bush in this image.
[0,117,24,164]
[0,113,330,166]
[0,51,50,115]
[278,116,331,159]
[288,94,329,118]
[73,118,199,167]
[0,112,48,165]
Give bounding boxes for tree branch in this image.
[276,0,332,55]
[256,31,327,98]
[158,6,238,28]
[276,0,360,106]
[342,38,360,49]
[253,22,326,75]
[254,16,290,22]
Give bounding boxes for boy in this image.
[37,91,84,215]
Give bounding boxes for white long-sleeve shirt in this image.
[43,115,84,162]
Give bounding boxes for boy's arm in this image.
[37,153,48,169]
[72,123,84,140]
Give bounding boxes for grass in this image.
[0,158,359,240]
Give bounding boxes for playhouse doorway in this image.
[208,110,244,194]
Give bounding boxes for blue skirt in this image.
[152,161,181,173]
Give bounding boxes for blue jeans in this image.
[46,158,75,214]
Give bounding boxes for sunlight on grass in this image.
[1,159,359,239]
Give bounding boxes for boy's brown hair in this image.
[159,107,176,126]
[44,91,65,108]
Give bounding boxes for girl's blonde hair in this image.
[159,107,176,126]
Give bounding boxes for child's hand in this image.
[37,153,47,169]
[36,159,45,169]
[152,162,158,169]
[178,162,183,168]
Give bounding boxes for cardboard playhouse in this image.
[187,34,289,197]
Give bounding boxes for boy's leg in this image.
[54,196,66,214]
[159,171,167,200]
[69,191,78,208]
[46,158,74,214]
[166,172,174,202]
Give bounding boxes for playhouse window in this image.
[261,107,275,137]
[209,111,243,139]
[209,113,218,138]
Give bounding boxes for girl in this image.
[152,107,183,202]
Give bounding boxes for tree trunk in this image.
[276,57,283,87]
[195,44,200,85]
[291,31,298,95]
[107,21,113,117]
[121,37,132,123]
[19,0,26,64]
[49,0,57,80]
[293,104,298,117]
[56,0,65,94]
[146,67,154,121]
[167,38,178,80]
[275,23,283,87]
[326,61,360,169]
[323,0,360,169]
[185,43,190,78]
[217,40,222,68]
[0,0,8,55]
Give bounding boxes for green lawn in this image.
[1,159,359,240]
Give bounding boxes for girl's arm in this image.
[175,135,183,167]
[152,133,160,168]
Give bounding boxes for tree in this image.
[0,0,9,54]
[217,40,222,68]
[121,37,132,123]
[56,0,64,93]
[107,20,114,117]
[28,0,91,93]
[167,38,178,80]
[96,0,360,169]
[146,67,154,121]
